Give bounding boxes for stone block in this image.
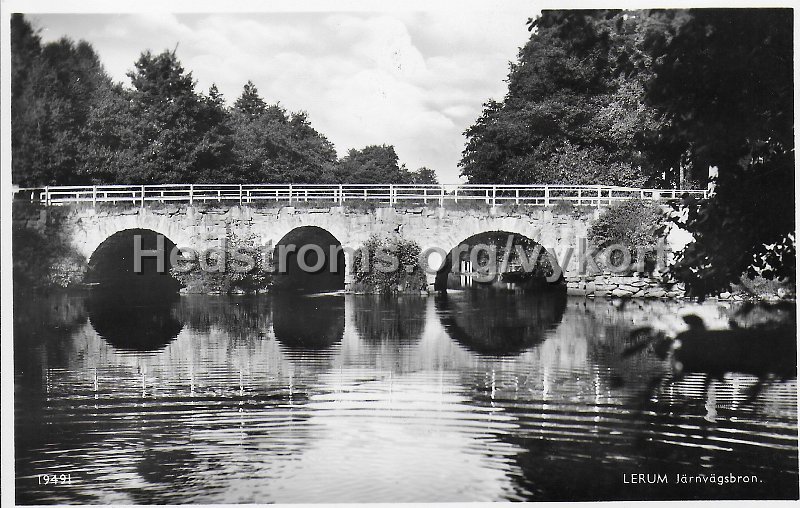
[611,288,634,297]
[643,288,666,298]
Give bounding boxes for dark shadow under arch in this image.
[272,226,345,293]
[87,228,181,293]
[434,230,564,293]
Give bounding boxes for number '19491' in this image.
[38,474,72,485]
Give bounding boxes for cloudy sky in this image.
[30,9,537,183]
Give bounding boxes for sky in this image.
[29,9,537,183]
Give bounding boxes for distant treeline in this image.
[10,14,438,188]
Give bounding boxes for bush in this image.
[12,212,87,291]
[587,199,665,274]
[170,228,271,294]
[352,234,427,293]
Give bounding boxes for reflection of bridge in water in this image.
[15,292,798,503]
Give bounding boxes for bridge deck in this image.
[14,183,708,207]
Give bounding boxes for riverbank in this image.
[565,273,793,301]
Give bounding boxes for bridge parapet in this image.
[14,183,707,208]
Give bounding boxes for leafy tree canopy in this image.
[11,15,436,187]
[331,145,406,184]
[459,10,691,188]
[644,8,795,297]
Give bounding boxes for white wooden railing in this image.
[13,183,708,207]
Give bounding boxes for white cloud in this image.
[32,9,535,183]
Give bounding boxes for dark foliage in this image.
[459,10,682,187]
[11,15,439,187]
[644,9,795,297]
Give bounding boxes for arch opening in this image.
[434,230,564,293]
[87,228,182,294]
[272,226,345,293]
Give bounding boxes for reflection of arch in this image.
[435,291,567,356]
[87,292,183,351]
[273,226,345,293]
[434,230,563,292]
[352,295,426,344]
[87,228,181,292]
[272,295,345,350]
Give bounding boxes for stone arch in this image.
[77,211,194,262]
[433,229,564,292]
[264,212,354,251]
[272,225,346,292]
[86,228,182,292]
[418,216,557,256]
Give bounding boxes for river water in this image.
[14,291,798,503]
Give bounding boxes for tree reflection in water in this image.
[87,291,183,351]
[435,290,567,356]
[272,295,345,350]
[352,295,426,345]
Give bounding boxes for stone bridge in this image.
[14,183,701,292]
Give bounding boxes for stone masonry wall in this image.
[565,274,686,299]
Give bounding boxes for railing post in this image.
[423,187,427,205]
[239,184,243,206]
[339,184,344,205]
[440,185,444,207]
[92,186,97,207]
[141,185,145,209]
[543,185,549,207]
[596,185,602,208]
[44,186,50,206]
[515,188,519,205]
[454,187,458,204]
[289,184,293,204]
[389,184,395,206]
[189,184,194,205]
[491,185,496,208]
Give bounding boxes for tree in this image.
[644,8,795,298]
[406,167,439,185]
[11,15,114,186]
[332,145,409,184]
[229,83,337,183]
[116,50,202,182]
[233,80,267,119]
[459,10,678,188]
[89,50,237,184]
[193,84,235,182]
